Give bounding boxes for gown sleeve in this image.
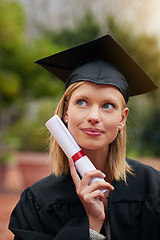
[9,187,90,240]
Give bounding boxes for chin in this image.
[80,143,105,151]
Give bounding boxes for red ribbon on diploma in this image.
[71,150,86,163]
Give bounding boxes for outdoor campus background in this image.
[0,1,160,239]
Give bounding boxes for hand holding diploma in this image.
[45,115,115,232]
[45,115,108,192]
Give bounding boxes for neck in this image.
[82,147,109,174]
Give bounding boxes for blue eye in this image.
[77,99,87,106]
[103,103,115,109]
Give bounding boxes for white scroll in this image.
[45,115,107,192]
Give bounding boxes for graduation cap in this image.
[35,34,158,103]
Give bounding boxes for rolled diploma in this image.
[45,115,106,192]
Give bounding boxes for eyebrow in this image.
[75,95,89,100]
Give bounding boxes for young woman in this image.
[9,35,160,240]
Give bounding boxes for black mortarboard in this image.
[35,34,158,103]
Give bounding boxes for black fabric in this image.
[35,35,158,101]
[109,159,160,240]
[9,159,160,240]
[9,174,89,240]
[65,60,130,103]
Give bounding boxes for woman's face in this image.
[64,82,128,152]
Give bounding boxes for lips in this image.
[82,128,104,136]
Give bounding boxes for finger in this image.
[84,190,105,203]
[69,158,81,187]
[80,170,110,190]
[87,180,114,193]
[80,180,114,200]
[80,170,105,187]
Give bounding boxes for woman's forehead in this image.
[71,81,125,102]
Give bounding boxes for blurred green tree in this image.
[0,0,64,153]
[0,0,24,107]
[1,2,159,155]
[0,0,64,110]
[104,16,160,157]
[44,10,101,47]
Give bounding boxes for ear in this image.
[63,101,69,123]
[119,107,129,131]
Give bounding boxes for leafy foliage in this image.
[46,10,101,47]
[0,1,160,156]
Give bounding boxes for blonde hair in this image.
[49,81,133,182]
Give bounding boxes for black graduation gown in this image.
[9,159,160,240]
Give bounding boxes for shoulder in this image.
[127,158,160,179]
[127,158,160,195]
[111,158,160,202]
[29,173,80,209]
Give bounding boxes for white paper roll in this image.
[45,115,107,192]
[45,115,80,158]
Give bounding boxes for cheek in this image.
[106,114,120,129]
[110,120,119,129]
[67,109,81,134]
[109,122,119,138]
[106,116,120,138]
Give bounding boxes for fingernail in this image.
[111,185,114,190]
[102,173,106,178]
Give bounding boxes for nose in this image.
[87,106,100,124]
